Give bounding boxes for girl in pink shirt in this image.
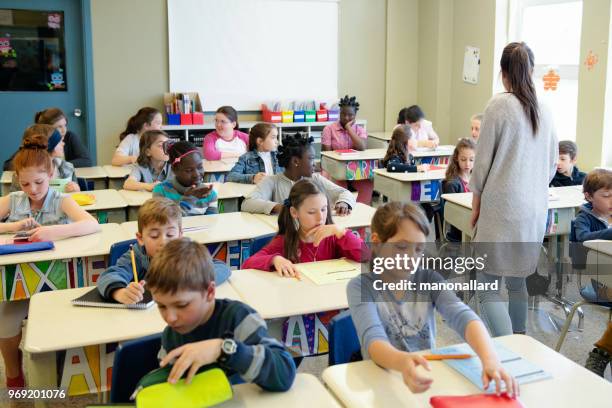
[321,95,374,205]
[202,106,249,160]
[242,179,364,278]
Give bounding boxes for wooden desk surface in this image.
[321,148,386,161]
[229,261,361,319]
[373,168,446,182]
[322,334,612,408]
[219,374,340,408]
[584,240,612,257]
[118,182,256,207]
[74,166,108,179]
[102,165,130,179]
[0,223,127,266]
[253,202,376,231]
[73,189,128,211]
[368,131,393,141]
[442,186,585,210]
[24,284,242,353]
[120,212,276,244]
[204,159,238,173]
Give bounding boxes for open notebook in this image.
[296,258,361,285]
[71,287,155,310]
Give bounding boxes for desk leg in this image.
[25,350,57,408]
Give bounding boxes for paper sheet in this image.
[296,259,360,285]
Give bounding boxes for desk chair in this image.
[109,239,138,267]
[555,221,612,351]
[328,311,362,365]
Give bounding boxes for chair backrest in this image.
[110,333,162,403]
[109,239,138,267]
[328,311,362,366]
[569,220,588,269]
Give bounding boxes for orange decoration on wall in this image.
[585,50,599,71]
[542,69,560,91]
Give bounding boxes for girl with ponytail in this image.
[112,107,163,166]
[0,128,99,389]
[469,42,558,337]
[242,179,364,278]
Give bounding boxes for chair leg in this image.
[555,300,589,352]
[577,305,585,331]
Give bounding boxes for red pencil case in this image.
[430,394,525,408]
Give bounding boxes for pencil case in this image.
[134,365,232,408]
[0,241,54,255]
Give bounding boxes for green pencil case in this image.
[133,365,232,408]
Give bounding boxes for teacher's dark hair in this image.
[500,42,539,134]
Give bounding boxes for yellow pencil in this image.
[130,245,138,284]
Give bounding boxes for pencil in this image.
[423,354,473,361]
[130,245,138,284]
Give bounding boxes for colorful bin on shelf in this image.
[281,110,294,123]
[327,109,339,122]
[166,114,180,125]
[293,110,305,122]
[192,112,204,125]
[180,113,193,125]
[262,110,282,123]
[316,109,328,122]
[305,110,316,122]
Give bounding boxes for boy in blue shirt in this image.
[147,238,296,390]
[97,197,230,304]
[550,140,586,187]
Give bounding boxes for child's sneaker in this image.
[585,347,610,377]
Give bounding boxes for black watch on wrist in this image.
[218,338,237,364]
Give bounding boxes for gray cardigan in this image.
[470,93,557,276]
[240,173,357,214]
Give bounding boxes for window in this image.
[0,9,67,92]
[510,0,582,141]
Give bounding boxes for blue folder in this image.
[0,241,55,255]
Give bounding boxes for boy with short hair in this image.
[550,140,586,187]
[573,168,612,242]
[148,238,296,390]
[96,197,231,304]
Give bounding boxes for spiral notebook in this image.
[71,288,155,310]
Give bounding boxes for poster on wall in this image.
[463,46,480,85]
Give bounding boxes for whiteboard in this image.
[168,0,339,111]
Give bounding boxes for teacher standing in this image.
[469,42,558,336]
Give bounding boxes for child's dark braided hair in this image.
[277,133,313,168]
[166,140,199,166]
[338,95,360,112]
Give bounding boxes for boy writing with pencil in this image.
[148,238,296,390]
[96,197,231,304]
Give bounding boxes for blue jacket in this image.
[227,151,283,184]
[96,243,231,299]
[572,202,612,242]
[550,166,586,187]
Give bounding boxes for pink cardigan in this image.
[242,231,365,271]
[202,130,249,161]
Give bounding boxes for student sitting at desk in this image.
[227,123,283,184]
[442,138,476,242]
[112,107,163,166]
[202,106,249,161]
[347,202,517,396]
[550,140,586,187]
[148,238,296,390]
[322,95,373,205]
[96,197,230,304]
[242,180,364,278]
[153,141,218,216]
[123,130,172,192]
[381,125,430,173]
[573,168,612,242]
[0,136,100,389]
[396,105,440,148]
[241,133,356,215]
[9,125,80,193]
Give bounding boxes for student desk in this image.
[75,189,128,223]
[1,167,109,195]
[252,202,376,231]
[120,212,276,269]
[204,159,238,183]
[229,260,362,357]
[373,168,446,203]
[102,165,130,189]
[24,283,242,397]
[584,239,612,288]
[118,182,256,220]
[0,224,127,302]
[321,149,385,181]
[367,131,392,149]
[322,334,612,408]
